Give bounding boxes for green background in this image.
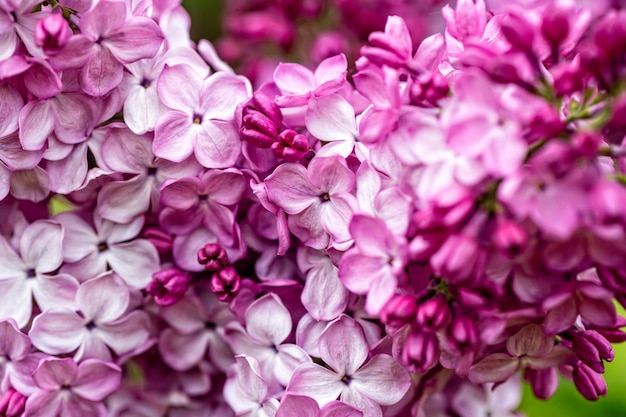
[180,1,626,415]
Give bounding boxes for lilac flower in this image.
[50,0,164,96]
[223,355,280,417]
[23,357,121,417]
[29,272,152,362]
[55,211,159,288]
[264,155,358,250]
[287,315,411,417]
[153,63,251,168]
[277,394,363,417]
[0,220,78,328]
[339,214,408,315]
[159,168,246,245]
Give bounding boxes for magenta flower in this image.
[339,214,408,315]
[264,155,358,250]
[0,220,78,328]
[23,357,121,417]
[287,315,411,417]
[153,63,251,168]
[29,272,152,362]
[51,0,164,96]
[277,394,363,417]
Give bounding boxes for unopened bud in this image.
[449,316,478,352]
[380,294,417,329]
[210,266,241,302]
[198,243,229,271]
[0,388,26,417]
[142,227,173,255]
[272,129,309,161]
[416,295,450,330]
[35,12,71,56]
[402,330,440,373]
[573,362,607,401]
[147,268,191,307]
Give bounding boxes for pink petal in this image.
[314,54,347,86]
[123,85,162,134]
[80,46,123,97]
[96,175,152,223]
[0,84,23,137]
[33,358,78,391]
[80,0,126,39]
[265,163,320,214]
[157,64,201,112]
[246,293,292,346]
[46,143,88,194]
[106,18,163,63]
[0,319,30,359]
[468,353,519,384]
[200,169,246,205]
[96,311,151,355]
[274,63,315,95]
[18,100,55,151]
[277,394,320,417]
[54,213,98,263]
[159,328,211,371]
[506,324,553,357]
[172,228,218,272]
[320,193,357,243]
[160,177,201,210]
[0,279,32,328]
[107,240,159,289]
[199,72,250,120]
[351,354,411,405]
[76,273,129,323]
[153,111,195,162]
[21,220,63,273]
[306,95,357,143]
[32,273,79,312]
[29,309,85,354]
[23,391,62,417]
[9,167,49,202]
[193,120,241,168]
[364,269,397,316]
[287,363,343,406]
[308,155,354,194]
[274,344,312,386]
[100,128,152,173]
[73,359,121,401]
[301,264,348,321]
[319,316,368,376]
[0,132,43,170]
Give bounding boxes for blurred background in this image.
[180,1,626,415]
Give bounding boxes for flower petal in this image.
[319,316,368,376]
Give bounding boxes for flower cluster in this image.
[2,0,626,416]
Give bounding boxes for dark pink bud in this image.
[35,11,71,56]
[572,362,607,401]
[416,296,450,330]
[412,71,449,105]
[590,182,626,225]
[571,332,605,374]
[380,294,417,328]
[210,266,241,302]
[311,31,349,65]
[593,11,626,59]
[147,268,191,307]
[241,113,279,148]
[541,6,570,49]
[198,243,229,271]
[578,330,614,362]
[142,227,173,255]
[449,317,478,352]
[551,61,584,97]
[525,368,559,400]
[572,131,601,158]
[0,389,26,417]
[245,92,283,126]
[593,315,626,343]
[402,330,440,373]
[501,13,535,51]
[608,94,626,129]
[492,220,528,257]
[272,129,309,161]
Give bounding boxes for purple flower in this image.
[23,357,121,417]
[287,315,411,417]
[153,64,251,168]
[51,0,164,96]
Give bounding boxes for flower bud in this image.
[272,129,309,161]
[147,268,191,307]
[210,266,241,302]
[198,243,229,271]
[142,227,173,255]
[541,6,570,50]
[0,389,26,417]
[241,112,279,148]
[448,316,478,352]
[402,330,440,373]
[501,13,535,51]
[380,294,417,328]
[416,296,450,330]
[572,362,607,401]
[492,220,527,257]
[525,368,558,400]
[35,12,71,56]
